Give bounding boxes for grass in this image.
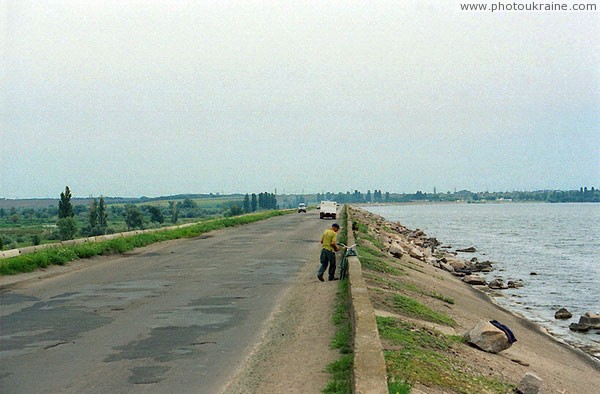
[0,210,290,275]
[324,279,353,393]
[323,207,353,394]
[356,246,403,276]
[392,294,456,327]
[378,317,512,394]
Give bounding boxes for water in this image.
[364,202,600,359]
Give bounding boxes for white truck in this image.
[319,201,337,219]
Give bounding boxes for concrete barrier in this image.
[346,208,388,393]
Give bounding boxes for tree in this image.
[59,186,74,218]
[89,198,98,229]
[243,194,251,213]
[57,217,77,240]
[228,205,243,217]
[124,205,144,230]
[251,193,257,212]
[148,206,164,224]
[169,201,178,224]
[98,196,107,233]
[57,186,76,240]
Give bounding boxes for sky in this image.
[1,0,599,198]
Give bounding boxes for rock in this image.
[447,259,466,270]
[508,279,524,288]
[463,275,487,285]
[578,312,600,329]
[554,308,573,320]
[388,243,405,258]
[488,278,508,290]
[569,323,591,332]
[530,272,538,275]
[440,262,455,273]
[471,261,494,272]
[409,247,424,260]
[515,372,543,394]
[464,320,512,353]
[456,246,477,253]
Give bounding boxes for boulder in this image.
[463,275,487,285]
[569,323,591,332]
[515,372,543,394]
[471,261,494,272]
[508,279,524,288]
[456,246,477,253]
[488,278,508,290]
[464,320,512,353]
[409,247,424,260]
[388,243,405,258]
[440,262,455,273]
[578,312,600,329]
[554,308,573,320]
[447,259,466,270]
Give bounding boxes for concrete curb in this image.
[346,208,388,393]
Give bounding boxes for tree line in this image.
[0,187,282,249]
[302,187,600,204]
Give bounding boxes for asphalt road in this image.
[0,210,331,394]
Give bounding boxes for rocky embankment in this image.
[350,207,600,355]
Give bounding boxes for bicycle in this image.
[338,243,357,280]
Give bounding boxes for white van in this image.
[319,201,337,219]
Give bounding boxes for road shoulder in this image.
[222,255,339,394]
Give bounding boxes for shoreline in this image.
[472,279,600,365]
[350,206,600,392]
[359,202,600,363]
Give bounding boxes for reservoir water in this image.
[364,202,600,360]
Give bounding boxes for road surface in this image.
[0,211,331,393]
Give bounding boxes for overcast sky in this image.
[2,0,599,198]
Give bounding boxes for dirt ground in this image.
[221,256,340,394]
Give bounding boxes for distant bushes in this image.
[0,210,290,276]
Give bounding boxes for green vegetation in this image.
[0,210,290,275]
[388,379,411,394]
[0,189,285,251]
[323,207,353,394]
[356,246,402,276]
[392,294,455,327]
[324,278,353,394]
[378,317,512,394]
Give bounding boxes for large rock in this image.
[515,372,543,394]
[554,308,573,319]
[488,278,508,290]
[388,243,405,258]
[456,246,477,253]
[471,260,494,272]
[447,258,466,270]
[507,279,524,288]
[409,247,424,260]
[464,320,513,353]
[569,323,591,332]
[463,275,487,285]
[578,312,600,329]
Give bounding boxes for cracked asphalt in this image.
[0,211,328,393]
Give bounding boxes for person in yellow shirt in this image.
[318,223,340,282]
